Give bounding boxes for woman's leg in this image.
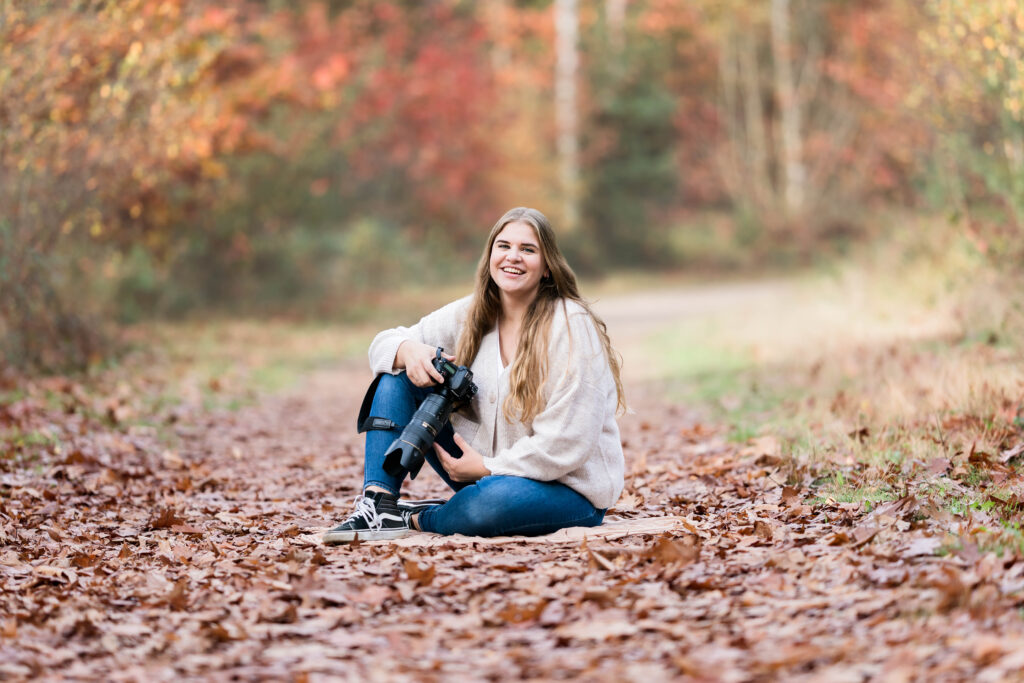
[362,372,424,495]
[363,372,468,494]
[416,475,605,537]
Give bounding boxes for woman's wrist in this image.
[393,341,408,370]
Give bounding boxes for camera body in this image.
[382,348,478,479]
[432,354,477,404]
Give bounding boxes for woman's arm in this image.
[368,296,471,380]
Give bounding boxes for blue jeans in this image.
[363,372,605,537]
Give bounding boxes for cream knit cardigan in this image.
[368,295,624,509]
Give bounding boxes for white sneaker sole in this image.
[322,527,411,544]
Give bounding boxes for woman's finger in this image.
[434,443,454,473]
[437,445,469,481]
[412,358,438,386]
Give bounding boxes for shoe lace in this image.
[345,495,383,531]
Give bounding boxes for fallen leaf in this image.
[555,613,640,640]
[1000,442,1024,463]
[780,486,802,506]
[149,508,185,530]
[904,536,943,557]
[644,533,701,566]
[260,603,298,624]
[402,557,435,586]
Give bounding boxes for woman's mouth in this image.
[501,266,524,276]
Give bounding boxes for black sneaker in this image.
[323,491,410,544]
[397,497,448,515]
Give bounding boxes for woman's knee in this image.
[374,371,412,398]
[370,372,418,416]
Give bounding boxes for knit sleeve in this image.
[367,296,472,375]
[483,306,612,480]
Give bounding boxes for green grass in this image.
[649,324,754,383]
[1,319,378,467]
[806,471,899,507]
[625,232,1023,560]
[0,428,59,469]
[0,389,27,404]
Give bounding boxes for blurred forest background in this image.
[2,0,1022,371]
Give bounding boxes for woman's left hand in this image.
[435,433,490,482]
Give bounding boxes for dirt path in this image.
[3,284,1024,680]
[592,279,799,382]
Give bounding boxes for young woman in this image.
[323,207,626,543]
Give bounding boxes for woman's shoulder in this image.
[551,296,587,318]
[550,298,601,345]
[552,297,594,326]
[546,298,607,373]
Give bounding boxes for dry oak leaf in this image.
[260,603,298,624]
[496,600,548,624]
[352,583,393,606]
[644,533,701,566]
[149,508,186,530]
[754,520,774,542]
[402,557,436,586]
[999,442,1024,463]
[554,611,640,641]
[32,565,77,584]
[740,435,780,459]
[780,486,802,506]
[903,536,943,558]
[614,491,641,511]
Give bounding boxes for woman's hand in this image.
[435,433,490,483]
[395,341,455,387]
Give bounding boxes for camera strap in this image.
[356,373,400,433]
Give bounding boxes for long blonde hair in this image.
[455,207,626,423]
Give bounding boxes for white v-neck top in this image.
[496,324,507,371]
[368,295,624,509]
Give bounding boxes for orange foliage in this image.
[1,0,501,251]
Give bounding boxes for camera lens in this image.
[381,361,479,479]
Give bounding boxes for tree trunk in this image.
[486,0,510,71]
[555,0,580,231]
[770,0,805,219]
[605,0,626,52]
[739,34,770,210]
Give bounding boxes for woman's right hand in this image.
[395,341,456,387]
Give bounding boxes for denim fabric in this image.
[363,372,469,495]
[362,371,605,537]
[416,475,605,537]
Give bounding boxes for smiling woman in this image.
[490,220,551,367]
[323,207,627,543]
[491,222,549,297]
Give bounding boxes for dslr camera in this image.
[383,347,478,479]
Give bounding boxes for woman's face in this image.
[489,220,549,302]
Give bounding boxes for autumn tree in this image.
[0,1,327,366]
[916,0,1024,263]
[0,0,500,368]
[709,0,920,244]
